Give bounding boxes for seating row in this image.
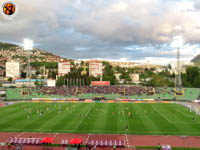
[8,138,42,145]
[87,140,126,147]
[61,140,68,146]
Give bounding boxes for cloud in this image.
[193,0,200,10]
[0,0,200,65]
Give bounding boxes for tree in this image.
[39,81,46,86]
[115,66,123,73]
[31,62,58,69]
[193,75,200,88]
[127,68,135,74]
[182,73,191,87]
[119,72,131,83]
[56,77,64,86]
[168,64,172,69]
[36,70,40,76]
[148,74,166,87]
[21,71,26,78]
[103,61,116,85]
[48,70,57,79]
[8,77,12,82]
[34,80,39,87]
[186,66,200,86]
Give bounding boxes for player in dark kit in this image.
[126,125,128,131]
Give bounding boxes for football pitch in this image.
[0,102,200,136]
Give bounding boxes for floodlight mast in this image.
[173,35,183,96]
[26,51,31,78]
[176,46,182,90]
[24,39,33,86]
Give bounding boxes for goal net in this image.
[179,102,200,115]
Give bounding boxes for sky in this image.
[0,0,200,65]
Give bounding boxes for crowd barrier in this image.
[32,98,172,104]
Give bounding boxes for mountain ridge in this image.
[191,54,200,64]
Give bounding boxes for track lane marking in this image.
[53,133,58,137]
[125,134,129,146]
[85,134,91,144]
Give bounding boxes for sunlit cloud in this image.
[0,0,200,65]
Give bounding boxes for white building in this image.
[58,62,71,76]
[6,61,20,78]
[47,79,56,87]
[109,61,136,68]
[114,73,121,81]
[170,61,194,70]
[169,61,193,74]
[74,60,82,66]
[153,67,165,73]
[89,62,103,77]
[130,74,140,82]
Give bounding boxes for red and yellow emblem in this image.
[3,2,16,15]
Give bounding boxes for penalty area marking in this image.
[151,104,173,123]
[176,109,194,118]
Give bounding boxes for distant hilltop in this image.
[0,41,68,63]
[0,42,18,50]
[191,54,200,64]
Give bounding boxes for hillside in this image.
[191,54,200,64]
[0,42,18,50]
[0,42,66,63]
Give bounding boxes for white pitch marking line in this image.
[17,132,24,137]
[125,134,129,146]
[75,103,95,131]
[151,104,173,123]
[85,133,91,144]
[53,133,58,138]
[2,128,200,135]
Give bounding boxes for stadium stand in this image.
[6,86,200,101]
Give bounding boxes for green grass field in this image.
[0,102,200,135]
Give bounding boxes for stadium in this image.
[1,39,200,150]
[1,0,200,150]
[1,84,200,150]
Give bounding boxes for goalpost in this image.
[179,102,200,115]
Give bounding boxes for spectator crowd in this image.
[32,86,169,97]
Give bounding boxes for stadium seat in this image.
[13,138,18,144]
[61,139,68,146]
[104,140,108,146]
[100,140,103,146]
[162,144,171,150]
[23,138,27,144]
[18,138,23,144]
[87,140,125,148]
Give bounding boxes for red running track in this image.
[0,132,200,149]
